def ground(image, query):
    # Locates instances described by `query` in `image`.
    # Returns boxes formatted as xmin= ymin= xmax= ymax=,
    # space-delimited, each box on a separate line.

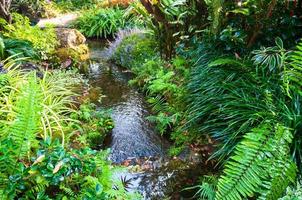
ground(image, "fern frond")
xmin=184 ymin=175 xmax=217 ymax=200
xmin=8 ymin=73 xmax=42 ymax=158
xmin=0 ymin=72 xmax=42 ymax=197
xmin=60 ymin=185 xmax=76 ymax=197
xmin=216 ymin=123 xmax=296 ymax=200
xmin=26 ymin=180 xmax=49 ymax=198
xmin=285 ymin=40 xmax=302 ymax=96
xmin=147 ymin=95 xmax=170 ymax=113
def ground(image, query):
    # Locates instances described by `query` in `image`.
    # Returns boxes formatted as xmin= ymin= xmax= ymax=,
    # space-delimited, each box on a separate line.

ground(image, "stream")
xmin=86 ymin=40 xmax=209 ymax=199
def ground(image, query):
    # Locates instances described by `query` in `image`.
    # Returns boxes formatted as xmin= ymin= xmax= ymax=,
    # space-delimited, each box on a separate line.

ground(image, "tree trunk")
xmin=247 ymin=0 xmax=277 ymax=48
xmin=0 ymin=0 xmax=12 ymax=23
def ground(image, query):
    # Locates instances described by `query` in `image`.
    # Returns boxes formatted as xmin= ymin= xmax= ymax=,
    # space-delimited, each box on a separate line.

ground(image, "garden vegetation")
xmin=0 ymin=0 xmax=302 ymax=199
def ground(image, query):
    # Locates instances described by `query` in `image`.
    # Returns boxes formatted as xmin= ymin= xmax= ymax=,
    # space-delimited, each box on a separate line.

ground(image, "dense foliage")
xmin=74 ymin=7 xmax=140 ymax=38
xmin=1 ymin=0 xmax=302 ymax=199
xmin=0 ymin=60 xmax=137 ymax=199
xmin=1 ymin=13 xmax=58 ymax=59
xmin=109 ymin=0 xmax=302 ymax=199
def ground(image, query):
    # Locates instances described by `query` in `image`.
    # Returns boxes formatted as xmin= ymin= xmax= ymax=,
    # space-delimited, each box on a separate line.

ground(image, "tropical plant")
xmin=184 ymin=38 xmax=302 ymax=199
xmin=38 ymin=70 xmax=82 ymax=143
xmin=0 ymin=62 xmax=84 ymax=144
xmin=69 ymin=103 xmax=114 ymax=149
xmin=11 ymin=0 xmax=45 ymax=22
xmin=185 ymin=175 xmax=218 ymax=200
xmin=100 ymin=0 xmax=134 ymax=7
xmin=184 ymin=40 xmax=285 ymax=161
xmin=106 ymin=28 xmax=145 ymax=58
xmin=1 ymin=138 xmax=137 ymax=199
xmin=73 ymin=7 xmax=139 ymax=38
xmin=216 ymin=123 xmax=296 ymax=200
xmin=0 ymin=72 xmax=42 ymax=199
xmin=53 ymin=0 xmax=102 ymax=11
xmin=0 ymin=59 xmax=138 ymax=199
xmin=134 ymin=0 xmax=197 ymax=59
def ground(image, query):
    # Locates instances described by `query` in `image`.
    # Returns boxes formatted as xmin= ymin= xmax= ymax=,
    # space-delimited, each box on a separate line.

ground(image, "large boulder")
xmin=55 ymin=28 xmax=89 ymax=62
xmin=55 ymin=28 xmax=86 ymax=48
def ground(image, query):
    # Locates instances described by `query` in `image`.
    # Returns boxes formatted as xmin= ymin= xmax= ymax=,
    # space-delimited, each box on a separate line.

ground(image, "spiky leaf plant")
xmin=38 ymin=70 xmax=80 ymax=143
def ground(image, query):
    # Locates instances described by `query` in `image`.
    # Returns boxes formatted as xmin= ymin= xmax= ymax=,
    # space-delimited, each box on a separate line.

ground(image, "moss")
xmin=56 ymin=44 xmax=89 ymax=62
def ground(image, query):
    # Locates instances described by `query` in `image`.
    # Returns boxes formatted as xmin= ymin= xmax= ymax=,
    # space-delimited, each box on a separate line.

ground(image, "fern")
xmin=0 ymin=72 xmax=42 ymax=198
xmin=285 ymin=40 xmax=302 ymax=96
xmin=216 ymin=123 xmax=296 ymax=200
xmin=184 ymin=175 xmax=218 ymax=200
xmin=26 ymin=180 xmax=50 ymax=198
xmin=147 ymin=95 xmax=181 ymax=135
xmin=8 ymin=73 xmax=42 ymax=157
xmin=60 ymin=185 xmax=76 ymax=198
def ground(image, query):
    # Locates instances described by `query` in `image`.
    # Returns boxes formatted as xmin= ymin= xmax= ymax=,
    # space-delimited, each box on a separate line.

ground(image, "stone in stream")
xmin=55 ymin=28 xmax=89 ymax=62
xmin=55 ymin=28 xmax=86 ymax=48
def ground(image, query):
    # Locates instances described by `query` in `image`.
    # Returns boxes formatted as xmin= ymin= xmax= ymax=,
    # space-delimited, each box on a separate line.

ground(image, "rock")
xmin=55 ymin=28 xmax=86 ymax=48
xmin=55 ymin=28 xmax=89 ymax=62
xmin=56 ymin=44 xmax=89 ymax=62
xmin=0 ymin=63 xmax=7 ymax=74
xmin=20 ymin=62 xmax=44 ymax=78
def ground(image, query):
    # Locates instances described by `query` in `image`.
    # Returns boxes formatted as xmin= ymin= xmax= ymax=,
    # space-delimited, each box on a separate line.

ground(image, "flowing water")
xmin=86 ymin=40 xmax=210 ymax=199
xmin=88 ymin=40 xmax=169 ymax=163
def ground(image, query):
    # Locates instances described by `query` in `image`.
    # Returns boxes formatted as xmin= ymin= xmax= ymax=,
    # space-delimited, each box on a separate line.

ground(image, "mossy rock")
xmin=56 ymin=44 xmax=89 ymax=62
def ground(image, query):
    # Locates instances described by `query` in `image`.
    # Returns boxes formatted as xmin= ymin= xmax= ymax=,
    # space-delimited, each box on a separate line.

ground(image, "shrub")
xmin=0 ymin=36 xmax=38 ymax=60
xmin=100 ymin=0 xmax=134 ymax=7
xmin=112 ymin=32 xmax=158 ymax=69
xmin=11 ymin=0 xmax=46 ymax=22
xmin=73 ymin=7 xmax=139 ymax=38
xmin=106 ymin=28 xmax=144 ymax=58
xmin=1 ymin=139 xmax=134 ymax=199
xmin=2 ymin=13 xmax=58 ymax=60
xmin=53 ymin=0 xmax=102 ymax=11
xmin=0 ymin=64 xmax=84 ymax=143
xmin=69 ymin=103 xmax=114 ymax=149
